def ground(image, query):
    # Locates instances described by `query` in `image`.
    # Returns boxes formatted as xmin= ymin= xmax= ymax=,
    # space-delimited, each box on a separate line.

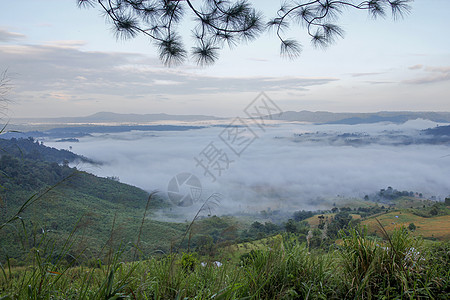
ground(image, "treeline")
xmin=0 ymin=137 xmax=95 ymax=164
xmin=0 ymin=154 xmax=74 ymax=191
xmin=191 ymin=209 xmax=367 ymax=255
xmin=368 ymin=186 xmax=423 ymax=202
xmin=410 ymin=202 xmax=449 ymax=218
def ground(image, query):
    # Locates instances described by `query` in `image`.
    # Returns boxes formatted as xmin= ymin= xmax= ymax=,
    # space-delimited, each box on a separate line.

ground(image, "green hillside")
xmin=0 ymin=139 xmax=260 ymax=264
xmin=0 ymin=139 xmax=448 ymax=298
xmin=0 ymin=148 xmax=184 ymax=263
xmin=0 ymin=137 xmax=95 ymax=164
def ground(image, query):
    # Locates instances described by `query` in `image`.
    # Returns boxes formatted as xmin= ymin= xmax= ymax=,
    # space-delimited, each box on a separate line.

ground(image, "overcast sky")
xmin=1 ymin=0 xmax=449 ymax=118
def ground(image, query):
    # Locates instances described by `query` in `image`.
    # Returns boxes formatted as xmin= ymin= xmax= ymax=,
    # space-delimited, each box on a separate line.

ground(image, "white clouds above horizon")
xmin=0 ymin=28 xmax=25 ymax=42
xmin=404 ymin=64 xmax=450 ymax=84
xmin=0 ymin=38 xmax=340 ymax=117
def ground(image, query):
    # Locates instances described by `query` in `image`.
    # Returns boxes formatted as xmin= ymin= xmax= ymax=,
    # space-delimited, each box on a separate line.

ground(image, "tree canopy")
xmin=78 ymin=0 xmax=412 ymax=65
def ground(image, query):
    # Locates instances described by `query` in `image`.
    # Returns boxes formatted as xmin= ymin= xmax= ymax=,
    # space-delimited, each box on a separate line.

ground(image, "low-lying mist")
xmin=45 ymin=119 xmax=450 ymax=219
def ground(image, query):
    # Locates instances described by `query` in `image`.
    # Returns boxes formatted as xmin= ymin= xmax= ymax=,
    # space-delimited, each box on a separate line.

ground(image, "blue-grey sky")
xmin=0 ymin=0 xmax=449 ymax=117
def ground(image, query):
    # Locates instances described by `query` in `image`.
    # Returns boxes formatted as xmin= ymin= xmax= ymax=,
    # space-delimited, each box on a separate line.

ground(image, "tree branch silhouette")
xmin=77 ymin=0 xmax=412 ymax=65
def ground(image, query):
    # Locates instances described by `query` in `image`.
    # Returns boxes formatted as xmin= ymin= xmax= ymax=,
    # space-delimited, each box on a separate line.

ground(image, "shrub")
xmin=180 ymin=252 xmax=198 ymax=272
xmin=338 ymin=224 xmax=446 ymax=299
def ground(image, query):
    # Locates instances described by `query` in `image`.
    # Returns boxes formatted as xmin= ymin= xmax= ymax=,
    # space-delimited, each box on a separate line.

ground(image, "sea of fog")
xmin=45 ymin=119 xmax=450 ymax=216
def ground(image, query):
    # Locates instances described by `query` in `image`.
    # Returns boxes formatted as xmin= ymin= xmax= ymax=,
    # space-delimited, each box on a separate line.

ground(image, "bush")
xmin=408 ymin=222 xmax=416 ymax=231
xmin=338 ymin=225 xmax=446 ymax=299
xmin=180 ymin=252 xmax=198 ymax=272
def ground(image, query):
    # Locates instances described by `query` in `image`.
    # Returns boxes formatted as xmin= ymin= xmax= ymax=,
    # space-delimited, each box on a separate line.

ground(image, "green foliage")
xmin=180 ymin=252 xmax=198 ymax=272
xmin=181 ymin=215 xmax=241 ymax=253
xmin=238 ymin=237 xmax=334 ymax=299
xmin=194 ymin=235 xmax=215 ymax=256
xmin=357 ymin=204 xmax=386 ymax=217
xmin=0 ymin=154 xmax=74 ymax=191
xmin=284 ymin=219 xmax=297 ymax=233
xmin=339 ymin=225 xmax=447 ymax=299
xmin=410 ymin=202 xmax=449 ymax=218
xmin=326 ymin=211 xmax=354 ymax=239
xmin=239 ymin=249 xmax=261 ymax=267
xmin=293 ymin=210 xmax=314 ymax=222
xmin=283 ymin=219 xmax=310 ymax=238
xmin=0 ymin=137 xmax=93 ymax=164
xmin=0 ymin=137 xmax=447 ymax=298
xmin=0 ymin=154 xmax=180 ymax=263
xmin=240 ymin=221 xmax=282 ymax=242
xmin=376 ymin=186 xmax=416 ymax=201
xmin=0 ymin=223 xmax=448 ymax=299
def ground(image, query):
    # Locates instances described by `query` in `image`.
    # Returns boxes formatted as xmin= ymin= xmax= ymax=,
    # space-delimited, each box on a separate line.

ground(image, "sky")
xmin=0 ymin=0 xmax=449 ymax=118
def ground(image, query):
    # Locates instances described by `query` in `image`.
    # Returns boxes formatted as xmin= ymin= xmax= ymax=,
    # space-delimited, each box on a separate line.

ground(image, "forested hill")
xmin=0 ymin=151 xmax=169 ymax=213
xmin=0 ymin=155 xmax=155 ymax=204
xmin=0 ymin=138 xmax=160 ymax=207
xmin=0 ymin=142 xmax=177 ymax=261
xmin=0 ymin=137 xmax=95 ymax=164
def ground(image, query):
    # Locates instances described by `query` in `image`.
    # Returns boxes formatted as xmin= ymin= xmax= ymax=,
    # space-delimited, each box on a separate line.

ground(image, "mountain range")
xmin=11 ymin=111 xmax=450 ymax=126
xmin=268 ymin=111 xmax=450 ymax=124
xmin=11 ymin=112 xmax=222 ymax=124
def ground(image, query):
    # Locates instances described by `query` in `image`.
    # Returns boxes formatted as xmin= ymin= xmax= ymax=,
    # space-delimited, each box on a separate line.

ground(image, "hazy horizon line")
xmin=8 ymin=109 xmax=450 ymax=120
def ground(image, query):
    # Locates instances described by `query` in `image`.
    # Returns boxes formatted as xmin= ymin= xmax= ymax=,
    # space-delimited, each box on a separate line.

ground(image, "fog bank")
xmin=45 ymin=119 xmax=450 ymax=217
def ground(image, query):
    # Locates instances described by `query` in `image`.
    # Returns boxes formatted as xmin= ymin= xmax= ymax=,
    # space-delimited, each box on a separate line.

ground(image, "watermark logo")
xmin=167 ymin=92 xmax=283 ymax=206
xmin=167 ymin=172 xmax=202 ymax=206
xmin=219 ymin=117 xmax=258 ymax=157
xmin=194 ymin=141 xmax=234 ymax=182
xmin=244 ymin=92 xmax=283 ymax=130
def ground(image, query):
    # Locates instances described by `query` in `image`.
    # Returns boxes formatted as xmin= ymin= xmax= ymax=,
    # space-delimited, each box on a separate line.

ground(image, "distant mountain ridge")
xmin=270 ymin=111 xmax=450 ymax=124
xmin=1 ymin=124 xmax=206 ymax=140
xmin=11 ymin=111 xmax=450 ymax=125
xmin=12 ymin=112 xmax=223 ymax=124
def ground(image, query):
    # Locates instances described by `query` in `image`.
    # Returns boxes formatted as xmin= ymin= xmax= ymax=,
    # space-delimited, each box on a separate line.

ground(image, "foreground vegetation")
xmin=0 ymin=226 xmax=448 ymax=299
xmin=0 ymin=138 xmax=189 ymax=263
xmin=0 ymin=137 xmax=448 ymax=298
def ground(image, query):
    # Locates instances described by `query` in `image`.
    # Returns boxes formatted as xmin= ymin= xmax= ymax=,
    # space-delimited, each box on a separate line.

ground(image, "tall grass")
xmin=1 ymin=198 xmax=448 ymax=299
xmin=338 ymin=222 xmax=448 ymax=299
xmin=239 ymin=236 xmax=335 ymax=299
xmin=1 ymin=229 xmax=449 ymax=299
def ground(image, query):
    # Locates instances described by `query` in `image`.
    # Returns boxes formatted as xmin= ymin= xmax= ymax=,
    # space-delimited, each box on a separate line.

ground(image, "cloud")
xmin=0 ymin=43 xmax=337 ymax=103
xmin=0 ymin=28 xmax=25 ymax=42
xmin=408 ymin=64 xmax=423 ymax=70
xmin=404 ymin=74 xmax=450 ymax=84
xmin=43 ymin=40 xmax=88 ymax=48
xmin=152 ymin=80 xmax=183 ymax=86
xmin=45 ymin=120 xmax=450 ymax=219
xmin=404 ymin=65 xmax=450 ymax=84
xmin=246 ymin=57 xmax=269 ymax=62
xmin=425 ymin=66 xmax=450 ymax=73
xmin=364 ymin=81 xmax=394 ymax=85
xmin=350 ymin=72 xmax=384 ymax=77
xmin=45 ymin=92 xmax=72 ymax=101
